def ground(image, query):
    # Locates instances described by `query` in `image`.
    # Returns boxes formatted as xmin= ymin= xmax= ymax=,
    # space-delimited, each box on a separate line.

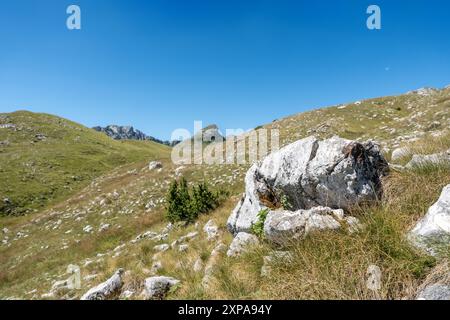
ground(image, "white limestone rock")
xmin=143 ymin=276 xmax=180 ymax=300
xmin=203 ymin=219 xmax=219 ymax=241
xmin=227 ymin=136 xmax=388 ymax=235
xmin=409 ymin=184 xmax=450 ymax=255
xmin=406 ymin=149 xmax=450 ymax=169
xmin=226 ymin=232 xmax=259 ymax=257
xmin=417 ymin=284 xmax=450 ymax=300
xmin=80 ymin=269 xmax=124 ymax=300
xmin=263 ymin=206 xmax=348 ymax=245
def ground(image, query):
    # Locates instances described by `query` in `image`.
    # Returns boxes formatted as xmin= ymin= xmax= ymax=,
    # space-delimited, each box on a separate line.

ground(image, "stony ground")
xmin=0 ymin=86 xmax=449 ymax=299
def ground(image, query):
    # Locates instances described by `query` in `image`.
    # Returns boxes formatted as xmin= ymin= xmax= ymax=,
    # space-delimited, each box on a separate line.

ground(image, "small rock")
xmin=148 ymin=161 xmax=163 ymax=171
xmin=178 ymin=244 xmax=189 ymax=252
xmin=203 ymin=219 xmax=219 ymax=241
xmin=226 ymin=232 xmax=259 ymax=257
xmin=83 ymin=225 xmax=94 ymax=233
xmin=193 ymin=258 xmax=203 ymax=272
xmin=391 ymin=147 xmax=410 ymax=162
xmin=178 ymin=231 xmax=198 ymax=243
xmin=153 ymin=244 xmax=170 ymax=252
xmin=98 ymin=223 xmax=110 ymax=232
xmin=144 ymin=276 xmax=180 ymax=300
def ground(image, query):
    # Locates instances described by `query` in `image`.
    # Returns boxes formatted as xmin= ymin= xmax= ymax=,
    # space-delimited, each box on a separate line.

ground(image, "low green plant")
xmin=165 ymin=178 xmax=226 ymax=223
xmin=251 ymin=208 xmax=269 ymax=238
xmin=280 ymin=194 xmax=292 ymax=210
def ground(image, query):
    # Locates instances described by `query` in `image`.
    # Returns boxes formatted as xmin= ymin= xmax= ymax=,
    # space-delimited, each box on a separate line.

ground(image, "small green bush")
xmin=165 ymin=178 xmax=227 ymax=223
xmin=251 ymin=208 xmax=269 ymax=238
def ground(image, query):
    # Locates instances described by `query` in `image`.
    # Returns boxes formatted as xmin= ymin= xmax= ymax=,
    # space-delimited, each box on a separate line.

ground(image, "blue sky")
xmin=1 ymin=0 xmax=449 ymax=140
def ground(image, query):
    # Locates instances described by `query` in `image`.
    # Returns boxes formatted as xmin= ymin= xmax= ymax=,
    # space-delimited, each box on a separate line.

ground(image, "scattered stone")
xmin=131 ymin=231 xmax=158 ymax=243
xmin=83 ymin=225 xmax=94 ymax=233
xmin=203 ymin=219 xmax=219 ymax=241
xmin=409 ymin=184 xmax=450 ymax=255
xmin=148 ymin=161 xmax=163 ymax=171
xmin=143 ymin=276 xmax=180 ymax=300
xmin=153 ymin=244 xmax=170 ymax=252
xmin=178 ymin=231 xmax=198 ymax=243
xmin=161 ymin=223 xmax=173 ymax=234
xmin=178 ymin=244 xmax=189 ymax=252
xmin=193 ymin=258 xmax=203 ymax=272
xmin=34 ymin=133 xmax=47 ymax=141
xmin=98 ymin=223 xmax=110 ymax=232
xmin=226 ymin=232 xmax=259 ymax=257
xmin=391 ymin=147 xmax=410 ymax=162
xmin=81 ymin=269 xmax=124 ymax=300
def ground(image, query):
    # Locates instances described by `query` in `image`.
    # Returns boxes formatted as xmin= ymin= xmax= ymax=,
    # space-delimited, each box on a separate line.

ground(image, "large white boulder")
xmin=409 ymin=184 xmax=450 ymax=255
xmin=227 ymin=136 xmax=388 ymax=235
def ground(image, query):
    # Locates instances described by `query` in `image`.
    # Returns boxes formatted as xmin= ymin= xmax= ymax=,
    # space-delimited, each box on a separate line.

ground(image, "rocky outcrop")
xmin=226 ymin=232 xmax=259 ymax=257
xmin=409 ymin=184 xmax=450 ymax=256
xmin=93 ymin=125 xmax=177 ymax=146
xmin=93 ymin=125 xmax=148 ymax=140
xmin=227 ymin=136 xmax=388 ymax=235
xmin=143 ymin=276 xmax=180 ymax=300
xmin=80 ymin=269 xmax=124 ymax=300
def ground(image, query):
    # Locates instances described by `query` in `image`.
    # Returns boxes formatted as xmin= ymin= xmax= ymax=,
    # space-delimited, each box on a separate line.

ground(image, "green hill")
xmin=0 ymin=111 xmax=171 ymax=216
xmin=0 ymin=86 xmax=449 ymax=300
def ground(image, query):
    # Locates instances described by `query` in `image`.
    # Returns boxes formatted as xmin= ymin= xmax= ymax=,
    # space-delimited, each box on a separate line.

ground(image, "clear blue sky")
xmin=1 ymin=0 xmax=449 ymax=139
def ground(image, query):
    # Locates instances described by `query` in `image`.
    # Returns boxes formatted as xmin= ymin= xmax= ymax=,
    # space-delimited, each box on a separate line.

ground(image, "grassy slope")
xmin=0 ymin=87 xmax=449 ymax=299
xmin=0 ymin=111 xmax=171 ymax=216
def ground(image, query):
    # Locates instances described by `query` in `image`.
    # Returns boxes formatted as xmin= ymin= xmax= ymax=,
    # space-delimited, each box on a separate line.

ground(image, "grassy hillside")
xmin=0 ymin=111 xmax=171 ymax=216
xmin=0 ymin=86 xmax=449 ymax=299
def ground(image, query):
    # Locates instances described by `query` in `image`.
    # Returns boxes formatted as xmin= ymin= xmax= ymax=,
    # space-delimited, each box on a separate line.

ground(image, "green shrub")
xmin=165 ymin=178 xmax=226 ymax=223
xmin=251 ymin=209 xmax=269 ymax=238
xmin=165 ymin=178 xmax=193 ymax=222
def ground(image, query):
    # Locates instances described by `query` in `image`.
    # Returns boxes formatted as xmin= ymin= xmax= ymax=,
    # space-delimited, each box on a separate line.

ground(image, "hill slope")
xmin=0 ymin=111 xmax=171 ymax=216
xmin=0 ymin=86 xmax=449 ymax=300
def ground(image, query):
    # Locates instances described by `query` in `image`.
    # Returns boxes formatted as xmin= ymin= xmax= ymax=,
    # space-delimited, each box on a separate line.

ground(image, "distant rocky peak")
xmin=93 ymin=125 xmax=178 ymax=146
xmin=92 ymin=125 xmax=147 ymax=140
